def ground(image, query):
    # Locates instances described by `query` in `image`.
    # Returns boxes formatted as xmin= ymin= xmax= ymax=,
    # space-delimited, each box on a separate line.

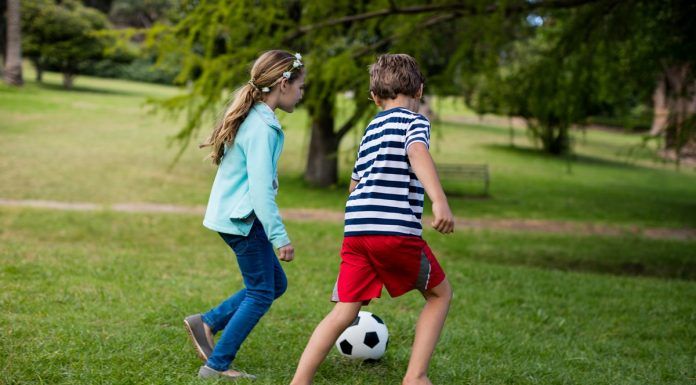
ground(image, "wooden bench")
xmin=437 ymin=163 xmax=490 ymax=196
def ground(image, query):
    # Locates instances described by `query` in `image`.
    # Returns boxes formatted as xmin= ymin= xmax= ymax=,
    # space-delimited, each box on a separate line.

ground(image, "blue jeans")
xmin=201 ymin=219 xmax=288 ymax=371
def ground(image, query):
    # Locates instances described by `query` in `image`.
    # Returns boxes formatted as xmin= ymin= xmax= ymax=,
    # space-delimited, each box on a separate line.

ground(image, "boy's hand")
xmin=278 ymin=244 xmax=295 ymax=262
xmin=431 ymin=200 xmax=455 ymax=234
xmin=407 ymin=142 xmax=455 ymax=235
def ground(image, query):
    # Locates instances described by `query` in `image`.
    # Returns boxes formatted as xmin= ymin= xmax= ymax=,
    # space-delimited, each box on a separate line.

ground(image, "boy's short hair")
xmin=369 ymin=54 xmax=424 ymax=100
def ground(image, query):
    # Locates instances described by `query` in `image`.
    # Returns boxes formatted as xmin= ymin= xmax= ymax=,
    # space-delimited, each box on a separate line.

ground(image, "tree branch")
xmin=336 ymin=99 xmax=370 ymax=139
xmin=351 ymin=12 xmax=461 ymax=58
xmin=284 ymin=0 xmax=603 ymax=42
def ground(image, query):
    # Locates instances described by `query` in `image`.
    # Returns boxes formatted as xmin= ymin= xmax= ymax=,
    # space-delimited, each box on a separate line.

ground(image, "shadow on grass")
xmin=482 ymin=257 xmax=696 ymax=281
xmin=457 ymin=244 xmax=696 ymax=281
xmin=37 ymin=81 xmax=143 ymax=97
xmin=484 ymin=144 xmax=643 ymax=170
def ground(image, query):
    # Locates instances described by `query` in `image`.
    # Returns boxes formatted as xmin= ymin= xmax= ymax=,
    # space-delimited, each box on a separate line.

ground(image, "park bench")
xmin=437 ymin=163 xmax=490 ymax=196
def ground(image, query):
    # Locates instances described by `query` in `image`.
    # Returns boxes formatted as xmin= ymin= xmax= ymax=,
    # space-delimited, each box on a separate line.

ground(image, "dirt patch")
xmin=1 ymin=199 xmax=693 ymax=241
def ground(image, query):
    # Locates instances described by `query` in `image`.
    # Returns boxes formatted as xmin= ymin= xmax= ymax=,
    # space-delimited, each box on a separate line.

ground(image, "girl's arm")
xmin=246 ymin=127 xmax=291 ymax=249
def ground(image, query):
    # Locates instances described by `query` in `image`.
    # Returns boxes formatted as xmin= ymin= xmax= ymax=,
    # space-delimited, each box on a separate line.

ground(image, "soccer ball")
xmin=335 ymin=311 xmax=389 ymax=361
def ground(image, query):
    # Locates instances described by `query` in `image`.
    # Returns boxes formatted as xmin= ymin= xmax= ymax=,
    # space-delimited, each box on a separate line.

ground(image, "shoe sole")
xmin=199 ymin=365 xmax=257 ymax=381
xmin=184 ymin=318 xmax=209 ymax=362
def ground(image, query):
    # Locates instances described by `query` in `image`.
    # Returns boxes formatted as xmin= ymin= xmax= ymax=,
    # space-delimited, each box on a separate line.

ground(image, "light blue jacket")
xmin=203 ymin=103 xmax=290 ymax=249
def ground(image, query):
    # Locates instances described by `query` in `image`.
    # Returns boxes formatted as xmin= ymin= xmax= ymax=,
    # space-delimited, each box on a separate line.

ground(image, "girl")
xmin=184 ymin=50 xmax=305 ymax=380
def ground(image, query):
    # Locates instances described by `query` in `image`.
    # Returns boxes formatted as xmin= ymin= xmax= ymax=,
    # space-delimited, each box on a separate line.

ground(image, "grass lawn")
xmin=1 ymin=71 xmax=695 ymax=228
xmin=1 ymin=70 xmax=695 ymax=384
xmin=1 ymin=208 xmax=694 ymax=385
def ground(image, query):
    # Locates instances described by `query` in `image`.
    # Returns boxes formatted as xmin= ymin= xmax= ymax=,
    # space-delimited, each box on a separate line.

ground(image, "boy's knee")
xmin=425 ymin=279 xmax=452 ymax=302
xmin=328 ymin=303 xmax=361 ymax=328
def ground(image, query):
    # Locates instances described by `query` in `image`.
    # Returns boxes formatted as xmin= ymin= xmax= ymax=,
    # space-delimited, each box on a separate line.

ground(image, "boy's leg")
xmin=290 ymin=302 xmax=362 ymax=385
xmin=403 ymin=278 xmax=452 ymax=385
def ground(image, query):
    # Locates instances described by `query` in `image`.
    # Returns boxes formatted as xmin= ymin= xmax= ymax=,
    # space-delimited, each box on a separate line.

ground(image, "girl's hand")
xmin=278 ymin=244 xmax=295 ymax=262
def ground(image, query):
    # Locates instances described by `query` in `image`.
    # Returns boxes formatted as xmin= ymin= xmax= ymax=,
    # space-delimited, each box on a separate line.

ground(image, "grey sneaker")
xmin=198 ymin=365 xmax=257 ymax=381
xmin=184 ymin=314 xmax=215 ymax=362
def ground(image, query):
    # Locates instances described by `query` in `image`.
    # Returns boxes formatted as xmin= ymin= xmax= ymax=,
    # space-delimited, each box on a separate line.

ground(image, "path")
xmin=1 ymin=198 xmax=694 ymax=241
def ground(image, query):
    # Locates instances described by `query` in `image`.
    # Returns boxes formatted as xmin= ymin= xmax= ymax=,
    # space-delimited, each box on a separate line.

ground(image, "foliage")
xmin=22 ymin=0 xmax=110 ymax=87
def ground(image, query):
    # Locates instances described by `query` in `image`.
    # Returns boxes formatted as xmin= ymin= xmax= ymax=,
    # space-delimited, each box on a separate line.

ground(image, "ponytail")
xmin=201 ymin=83 xmax=261 ymax=165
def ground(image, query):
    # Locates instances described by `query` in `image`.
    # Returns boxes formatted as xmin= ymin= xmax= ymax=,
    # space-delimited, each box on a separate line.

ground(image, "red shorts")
xmin=331 ymin=235 xmax=446 ymax=304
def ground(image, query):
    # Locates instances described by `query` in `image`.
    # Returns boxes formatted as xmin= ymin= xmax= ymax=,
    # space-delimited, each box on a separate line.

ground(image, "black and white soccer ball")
xmin=335 ymin=311 xmax=389 ymax=361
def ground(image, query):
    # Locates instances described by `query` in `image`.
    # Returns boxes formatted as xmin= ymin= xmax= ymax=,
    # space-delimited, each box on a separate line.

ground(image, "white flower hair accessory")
xmin=293 ymin=52 xmax=303 ymax=69
xmin=280 ymin=53 xmax=303 ymax=81
xmin=261 ymin=86 xmax=270 ymax=93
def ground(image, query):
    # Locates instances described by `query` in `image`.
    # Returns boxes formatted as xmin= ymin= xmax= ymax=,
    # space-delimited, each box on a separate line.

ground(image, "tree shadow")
xmin=484 ymin=143 xmax=643 ymax=170
xmin=37 ymin=82 xmax=142 ymax=97
xmin=479 ymin=257 xmax=696 ymax=281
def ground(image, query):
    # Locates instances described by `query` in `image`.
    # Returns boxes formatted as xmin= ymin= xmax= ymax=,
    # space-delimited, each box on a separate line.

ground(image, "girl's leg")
xmin=202 ymin=288 xmax=247 ymax=334
xmin=272 ymin=253 xmax=288 ymax=299
xmin=290 ymin=302 xmax=362 ymax=385
xmin=205 ymin=221 xmax=279 ymax=372
xmin=202 ymin=236 xmax=287 ymax=334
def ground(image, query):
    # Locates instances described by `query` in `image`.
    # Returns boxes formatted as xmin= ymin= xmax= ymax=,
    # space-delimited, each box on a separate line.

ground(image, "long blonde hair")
xmin=201 ymin=50 xmax=304 ymax=165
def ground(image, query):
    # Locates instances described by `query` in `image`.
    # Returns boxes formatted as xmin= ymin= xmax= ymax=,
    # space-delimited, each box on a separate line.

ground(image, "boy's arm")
xmin=349 ymin=178 xmax=359 ymax=193
xmin=407 ymin=142 xmax=455 ymax=234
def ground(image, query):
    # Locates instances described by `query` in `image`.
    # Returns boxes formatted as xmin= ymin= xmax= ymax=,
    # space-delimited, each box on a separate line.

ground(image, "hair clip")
xmin=293 ymin=52 xmax=304 ymax=69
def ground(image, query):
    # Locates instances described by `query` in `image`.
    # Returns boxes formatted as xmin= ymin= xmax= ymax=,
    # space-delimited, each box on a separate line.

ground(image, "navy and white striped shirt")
xmin=345 ymin=107 xmax=430 ymax=237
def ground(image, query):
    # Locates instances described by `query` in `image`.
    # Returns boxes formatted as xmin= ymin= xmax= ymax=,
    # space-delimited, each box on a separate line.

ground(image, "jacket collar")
xmin=252 ymin=102 xmax=282 ymax=131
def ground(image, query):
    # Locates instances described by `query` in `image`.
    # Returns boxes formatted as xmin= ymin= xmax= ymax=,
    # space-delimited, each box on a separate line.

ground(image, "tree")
xmin=153 ymin=0 xmax=601 ymax=186
xmin=109 ymin=0 xmax=176 ymax=28
xmin=22 ymin=0 xmax=110 ymax=88
xmin=3 ymin=0 xmax=23 ymax=86
xmin=471 ymin=0 xmax=696 ymax=156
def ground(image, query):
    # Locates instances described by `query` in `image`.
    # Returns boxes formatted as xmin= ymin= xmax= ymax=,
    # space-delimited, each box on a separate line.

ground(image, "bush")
xmin=82 ymin=55 xmax=178 ymax=84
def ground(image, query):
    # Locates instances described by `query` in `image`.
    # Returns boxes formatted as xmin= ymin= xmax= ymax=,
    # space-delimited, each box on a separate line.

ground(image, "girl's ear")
xmin=279 ymin=77 xmax=289 ymax=94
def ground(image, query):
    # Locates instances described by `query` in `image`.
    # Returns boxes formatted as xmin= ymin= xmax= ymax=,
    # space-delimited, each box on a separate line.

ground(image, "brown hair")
xmin=201 ymin=50 xmax=304 ymax=165
xmin=369 ymin=54 xmax=424 ymax=100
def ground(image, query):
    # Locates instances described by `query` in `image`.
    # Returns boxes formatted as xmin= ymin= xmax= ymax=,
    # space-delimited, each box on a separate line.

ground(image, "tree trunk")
xmin=304 ymin=97 xmax=339 ymax=187
xmin=31 ymin=60 xmax=44 ymax=82
xmin=541 ymin=125 xmax=570 ymax=155
xmin=63 ymin=72 xmax=75 ymax=89
xmin=652 ymin=64 xmax=696 ymax=151
xmin=650 ymin=76 xmax=668 ymax=136
xmin=3 ymin=0 xmax=23 ymax=86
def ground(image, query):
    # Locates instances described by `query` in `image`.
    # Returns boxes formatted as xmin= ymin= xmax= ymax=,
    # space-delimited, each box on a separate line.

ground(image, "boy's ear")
xmin=416 ymin=83 xmax=424 ymax=100
xmin=370 ymin=91 xmax=382 ymax=108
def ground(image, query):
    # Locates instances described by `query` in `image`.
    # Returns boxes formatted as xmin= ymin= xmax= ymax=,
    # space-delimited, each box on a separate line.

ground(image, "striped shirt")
xmin=344 ymin=107 xmax=430 ymax=237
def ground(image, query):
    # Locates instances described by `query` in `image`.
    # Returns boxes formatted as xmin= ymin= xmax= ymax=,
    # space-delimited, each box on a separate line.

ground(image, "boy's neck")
xmin=380 ymin=94 xmax=420 ymax=113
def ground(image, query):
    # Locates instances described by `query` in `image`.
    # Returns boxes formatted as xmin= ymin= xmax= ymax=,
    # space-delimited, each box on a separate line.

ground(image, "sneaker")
xmin=184 ymin=314 xmax=215 ymax=362
xmin=198 ymin=365 xmax=257 ymax=380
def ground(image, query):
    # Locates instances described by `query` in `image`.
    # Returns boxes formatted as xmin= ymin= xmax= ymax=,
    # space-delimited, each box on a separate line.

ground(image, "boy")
xmin=290 ymin=54 xmax=454 ymax=385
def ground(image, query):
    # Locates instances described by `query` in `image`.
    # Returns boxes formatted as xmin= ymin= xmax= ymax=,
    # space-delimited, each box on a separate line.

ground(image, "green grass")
xmin=1 ymin=70 xmax=695 ymax=384
xmin=1 ymin=207 xmax=694 ymax=385
xmin=1 ymin=72 xmax=695 ymax=228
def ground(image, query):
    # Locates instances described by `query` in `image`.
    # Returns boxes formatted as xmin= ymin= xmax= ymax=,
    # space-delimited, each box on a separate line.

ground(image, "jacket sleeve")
xmin=245 ymin=126 xmax=291 ymax=249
